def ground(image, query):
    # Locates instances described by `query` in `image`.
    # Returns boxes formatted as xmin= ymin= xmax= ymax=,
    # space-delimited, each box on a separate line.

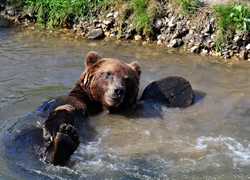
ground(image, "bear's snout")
xmin=105 ymin=84 xmax=126 ymax=108
xmin=114 ymin=86 xmax=124 ymax=99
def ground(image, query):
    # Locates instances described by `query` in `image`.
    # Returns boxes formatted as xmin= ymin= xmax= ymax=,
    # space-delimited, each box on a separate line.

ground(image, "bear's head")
xmin=77 ymin=51 xmax=141 ymax=113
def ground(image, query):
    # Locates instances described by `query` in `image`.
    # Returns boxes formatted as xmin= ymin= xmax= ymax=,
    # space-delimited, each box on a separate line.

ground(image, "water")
xmin=0 ymin=25 xmax=250 ymax=179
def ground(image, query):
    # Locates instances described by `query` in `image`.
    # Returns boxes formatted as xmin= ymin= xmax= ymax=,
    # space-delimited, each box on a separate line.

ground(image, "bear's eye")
xmin=124 ymin=76 xmax=131 ymax=84
xmin=106 ymin=71 xmax=113 ymax=79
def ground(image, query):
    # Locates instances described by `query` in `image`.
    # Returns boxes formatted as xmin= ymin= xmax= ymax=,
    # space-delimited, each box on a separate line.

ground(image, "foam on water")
xmin=196 ymin=135 xmax=250 ymax=166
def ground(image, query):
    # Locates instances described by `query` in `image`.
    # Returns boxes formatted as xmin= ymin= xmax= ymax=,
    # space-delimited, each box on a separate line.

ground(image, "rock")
xmin=104 ymin=31 xmax=110 ymax=37
xmin=171 ymin=31 xmax=180 ymax=40
xmin=224 ymin=52 xmax=231 ymax=59
xmin=177 ymin=14 xmax=184 ymax=20
xmin=87 ymin=28 xmax=104 ymax=39
xmin=176 ymin=21 xmax=182 ymax=31
xmin=134 ymin=35 xmax=142 ymax=41
xmin=231 ymin=45 xmax=238 ymax=50
xmin=233 ymin=35 xmax=241 ymax=43
xmin=201 ymin=49 xmax=208 ymax=55
xmin=247 ymin=53 xmax=250 ymax=59
xmin=93 ymin=19 xmax=100 ymax=23
xmin=209 ymin=42 xmax=216 ymax=49
xmin=7 ymin=10 xmax=15 ymax=16
xmin=185 ymin=33 xmax=194 ymax=44
xmin=110 ymin=33 xmax=116 ymax=38
xmin=142 ymin=41 xmax=147 ymax=46
xmin=103 ymin=19 xmax=111 ymax=25
xmin=106 ymin=13 xmax=113 ymax=18
xmin=114 ymin=11 xmax=119 ymax=18
xmin=157 ymin=34 xmax=164 ymax=41
xmin=203 ymin=33 xmax=210 ymax=37
xmin=169 ymin=38 xmax=183 ymax=47
xmin=246 ymin=44 xmax=250 ymax=50
xmin=210 ymin=17 xmax=216 ymax=23
xmin=168 ymin=17 xmax=176 ymax=28
xmin=190 ymin=45 xmax=199 ymax=53
xmin=155 ymin=19 xmax=162 ymax=30
xmin=202 ymin=24 xmax=211 ymax=34
xmin=239 ymin=50 xmax=248 ymax=60
xmin=229 ymin=50 xmax=235 ymax=57
xmin=157 ymin=40 xmax=163 ymax=45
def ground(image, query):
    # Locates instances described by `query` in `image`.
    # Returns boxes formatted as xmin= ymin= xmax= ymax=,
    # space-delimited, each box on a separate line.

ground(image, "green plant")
xmin=214 ymin=4 xmax=234 ymax=31
xmin=230 ymin=4 xmax=250 ymax=31
xmin=132 ymin=0 xmax=152 ymax=35
xmin=181 ymin=0 xmax=203 ymax=14
xmin=214 ymin=30 xmax=224 ymax=52
xmin=120 ymin=0 xmax=159 ymax=36
xmin=214 ymin=3 xmax=250 ymax=31
xmin=170 ymin=0 xmax=203 ymax=15
xmin=214 ymin=3 xmax=250 ymax=51
xmin=24 ymin=0 xmax=112 ymax=28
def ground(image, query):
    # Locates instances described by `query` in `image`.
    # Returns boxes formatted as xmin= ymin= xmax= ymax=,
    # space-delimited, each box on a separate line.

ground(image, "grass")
xmin=213 ymin=3 xmax=250 ymax=51
xmin=130 ymin=0 xmax=153 ymax=35
xmin=24 ymin=0 xmax=113 ymax=28
xmin=119 ymin=0 xmax=158 ymax=36
xmin=169 ymin=0 xmax=204 ymax=15
xmin=22 ymin=0 xmax=207 ymax=32
xmin=23 ymin=0 xmax=160 ymax=35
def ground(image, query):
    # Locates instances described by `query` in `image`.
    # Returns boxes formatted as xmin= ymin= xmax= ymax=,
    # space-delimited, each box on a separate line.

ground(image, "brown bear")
xmin=42 ymin=51 xmax=141 ymax=165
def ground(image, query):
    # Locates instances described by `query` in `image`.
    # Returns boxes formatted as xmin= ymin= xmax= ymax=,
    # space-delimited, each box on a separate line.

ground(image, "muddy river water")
xmin=0 ymin=26 xmax=250 ymax=179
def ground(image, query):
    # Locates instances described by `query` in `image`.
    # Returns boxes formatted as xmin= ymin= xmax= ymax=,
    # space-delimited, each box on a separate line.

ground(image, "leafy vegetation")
xmin=214 ymin=3 xmax=250 ymax=32
xmin=213 ymin=3 xmax=250 ymax=50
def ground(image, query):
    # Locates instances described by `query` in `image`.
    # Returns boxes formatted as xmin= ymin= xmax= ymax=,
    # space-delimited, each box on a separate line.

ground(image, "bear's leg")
xmin=46 ymin=124 xmax=79 ymax=165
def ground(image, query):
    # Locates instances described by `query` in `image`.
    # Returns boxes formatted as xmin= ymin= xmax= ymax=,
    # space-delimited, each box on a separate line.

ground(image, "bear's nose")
xmin=114 ymin=87 xmax=124 ymax=98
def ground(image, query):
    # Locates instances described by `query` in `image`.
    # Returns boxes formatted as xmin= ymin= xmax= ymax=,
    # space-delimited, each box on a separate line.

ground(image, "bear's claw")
xmin=46 ymin=124 xmax=79 ymax=165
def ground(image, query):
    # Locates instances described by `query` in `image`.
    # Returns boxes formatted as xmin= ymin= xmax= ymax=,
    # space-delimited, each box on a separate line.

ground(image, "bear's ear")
xmin=130 ymin=61 xmax=141 ymax=76
xmin=85 ymin=51 xmax=102 ymax=67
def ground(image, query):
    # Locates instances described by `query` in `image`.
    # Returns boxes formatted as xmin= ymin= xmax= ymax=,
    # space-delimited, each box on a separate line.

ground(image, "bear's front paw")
xmin=46 ymin=124 xmax=80 ymax=165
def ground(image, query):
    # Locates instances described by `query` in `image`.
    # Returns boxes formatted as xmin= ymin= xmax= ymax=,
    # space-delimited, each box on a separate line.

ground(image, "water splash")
xmin=195 ymin=135 xmax=250 ymax=166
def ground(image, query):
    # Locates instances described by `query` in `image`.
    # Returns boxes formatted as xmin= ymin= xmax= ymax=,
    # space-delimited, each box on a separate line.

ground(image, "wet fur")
xmin=42 ymin=51 xmax=141 ymax=165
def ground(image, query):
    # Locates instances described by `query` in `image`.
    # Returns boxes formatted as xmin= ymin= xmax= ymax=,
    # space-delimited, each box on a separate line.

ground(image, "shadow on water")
xmin=120 ymin=89 xmax=206 ymax=120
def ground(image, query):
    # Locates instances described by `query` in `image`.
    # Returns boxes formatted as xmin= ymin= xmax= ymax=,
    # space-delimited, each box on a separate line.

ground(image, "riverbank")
xmin=1 ymin=0 xmax=250 ymax=61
